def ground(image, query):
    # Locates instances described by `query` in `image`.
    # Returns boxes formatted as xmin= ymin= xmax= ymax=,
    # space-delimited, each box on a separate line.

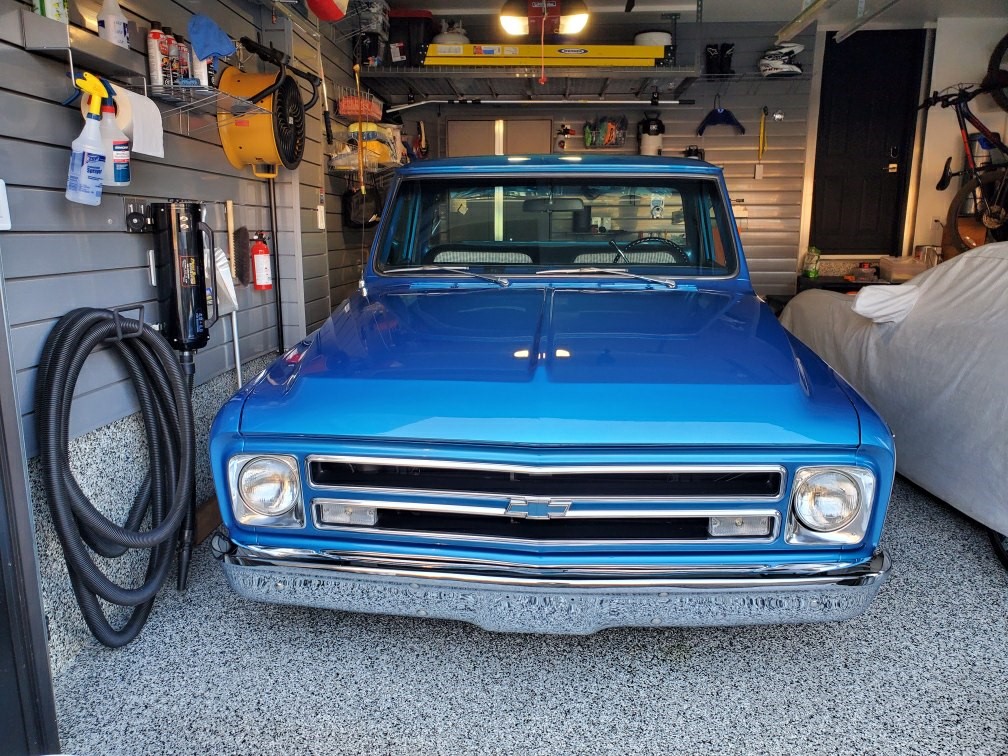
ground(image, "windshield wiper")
xmin=383 ymin=265 xmax=510 ymax=287
xmin=536 ymin=267 xmax=676 ymax=289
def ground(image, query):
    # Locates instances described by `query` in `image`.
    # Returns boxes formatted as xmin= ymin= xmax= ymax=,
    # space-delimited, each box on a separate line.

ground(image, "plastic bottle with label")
xmin=163 ymin=27 xmax=179 ymax=86
xmin=97 ymin=0 xmax=129 ymax=49
xmin=99 ymin=101 xmax=130 ymax=186
xmin=32 ymin=0 xmax=68 ymax=23
xmin=66 ymin=112 xmax=105 ymax=205
xmin=147 ymin=21 xmax=165 ymax=86
xmin=176 ymin=35 xmax=192 ymax=82
xmin=190 ymin=50 xmax=210 ymax=87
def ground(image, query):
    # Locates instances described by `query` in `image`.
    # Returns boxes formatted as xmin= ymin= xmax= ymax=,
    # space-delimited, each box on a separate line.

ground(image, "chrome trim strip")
xmin=310 ymin=501 xmax=781 ymax=545
xmin=225 ymin=547 xmax=888 ymax=590
xmin=305 ymin=457 xmax=788 ymax=501
xmin=233 ymin=543 xmax=874 ymax=578
xmin=307 ymin=483 xmax=785 ymax=506
xmin=311 ymin=496 xmax=781 ymax=520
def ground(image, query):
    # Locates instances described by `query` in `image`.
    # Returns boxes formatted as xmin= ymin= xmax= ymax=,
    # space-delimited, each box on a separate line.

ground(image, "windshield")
xmin=374 ymin=175 xmax=739 ymax=278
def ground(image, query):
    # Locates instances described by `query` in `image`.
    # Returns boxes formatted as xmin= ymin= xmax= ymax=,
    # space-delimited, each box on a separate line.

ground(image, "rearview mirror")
xmin=522 ymin=197 xmax=585 ymax=212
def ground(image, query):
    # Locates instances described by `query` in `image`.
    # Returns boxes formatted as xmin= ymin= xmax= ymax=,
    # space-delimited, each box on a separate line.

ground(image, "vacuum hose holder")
xmin=36 ymin=308 xmax=196 ymax=647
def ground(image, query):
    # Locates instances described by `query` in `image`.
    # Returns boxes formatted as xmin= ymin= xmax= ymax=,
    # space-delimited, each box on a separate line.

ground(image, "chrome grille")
xmin=305 ymin=456 xmax=786 ymax=545
xmin=307 ymin=457 xmax=784 ymax=500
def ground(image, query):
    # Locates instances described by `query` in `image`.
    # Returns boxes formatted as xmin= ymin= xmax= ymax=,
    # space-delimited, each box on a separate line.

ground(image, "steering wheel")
xmin=623 ymin=236 xmax=689 ymax=265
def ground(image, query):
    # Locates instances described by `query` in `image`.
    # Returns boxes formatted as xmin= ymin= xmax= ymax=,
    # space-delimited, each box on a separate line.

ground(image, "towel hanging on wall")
xmin=696 ymin=95 xmax=746 ymax=135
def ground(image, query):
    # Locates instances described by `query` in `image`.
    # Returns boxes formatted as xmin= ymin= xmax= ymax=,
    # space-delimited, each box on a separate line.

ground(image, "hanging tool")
xmin=755 ymin=106 xmax=768 ymax=179
xmin=225 ymin=199 xmax=236 ymax=277
xmin=315 ymin=33 xmax=334 ymax=145
xmin=697 ymin=94 xmax=746 ymax=135
xmin=758 ymin=106 xmax=768 ymax=161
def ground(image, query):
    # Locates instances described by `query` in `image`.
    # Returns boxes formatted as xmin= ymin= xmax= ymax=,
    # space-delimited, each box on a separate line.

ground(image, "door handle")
xmin=883 ymin=163 xmax=898 ymax=173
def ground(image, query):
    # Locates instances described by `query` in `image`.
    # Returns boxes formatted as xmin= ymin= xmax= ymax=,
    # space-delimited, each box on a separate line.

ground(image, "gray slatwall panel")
xmin=0 ymin=0 xmax=285 ymax=454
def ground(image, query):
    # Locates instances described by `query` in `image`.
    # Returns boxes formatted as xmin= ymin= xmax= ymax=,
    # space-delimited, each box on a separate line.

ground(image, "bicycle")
xmin=920 ymin=74 xmax=1008 ymax=254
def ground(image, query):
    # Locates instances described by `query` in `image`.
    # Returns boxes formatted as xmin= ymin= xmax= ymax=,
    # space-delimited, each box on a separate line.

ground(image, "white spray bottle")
xmin=65 ymin=73 xmax=108 ymax=205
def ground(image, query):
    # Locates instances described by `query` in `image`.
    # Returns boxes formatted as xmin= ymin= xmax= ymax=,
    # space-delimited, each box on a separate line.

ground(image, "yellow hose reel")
xmin=216 ymin=37 xmax=320 ymax=179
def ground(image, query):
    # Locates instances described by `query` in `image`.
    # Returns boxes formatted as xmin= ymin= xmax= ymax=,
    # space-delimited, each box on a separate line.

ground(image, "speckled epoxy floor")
xmin=54 ymin=477 xmax=1008 ymax=756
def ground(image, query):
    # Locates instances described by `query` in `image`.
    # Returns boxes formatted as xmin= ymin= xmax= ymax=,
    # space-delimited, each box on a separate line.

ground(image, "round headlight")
xmin=238 ymin=457 xmax=300 ymax=516
xmin=793 ymin=470 xmax=861 ymax=532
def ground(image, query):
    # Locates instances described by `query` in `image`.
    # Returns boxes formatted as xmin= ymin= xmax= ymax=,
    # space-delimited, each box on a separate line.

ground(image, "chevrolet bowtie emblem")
xmin=505 ymin=498 xmax=571 ymax=520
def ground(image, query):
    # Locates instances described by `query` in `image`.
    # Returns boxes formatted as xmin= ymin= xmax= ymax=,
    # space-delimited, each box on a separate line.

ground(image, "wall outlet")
xmin=0 ymin=179 xmax=11 ymax=231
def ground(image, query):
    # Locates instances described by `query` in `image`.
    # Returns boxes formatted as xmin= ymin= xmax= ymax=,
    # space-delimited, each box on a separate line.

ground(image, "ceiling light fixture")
xmin=500 ymin=0 xmax=590 ymax=36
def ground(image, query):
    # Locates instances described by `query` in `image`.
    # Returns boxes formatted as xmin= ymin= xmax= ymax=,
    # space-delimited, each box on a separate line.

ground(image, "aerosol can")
xmin=65 ymin=73 xmax=108 ymax=205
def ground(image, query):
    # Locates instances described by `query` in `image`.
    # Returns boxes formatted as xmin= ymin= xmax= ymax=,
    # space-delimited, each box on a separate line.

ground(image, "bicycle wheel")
xmin=945 ymin=169 xmax=1008 ymax=253
xmin=989 ymin=32 xmax=1008 ymax=113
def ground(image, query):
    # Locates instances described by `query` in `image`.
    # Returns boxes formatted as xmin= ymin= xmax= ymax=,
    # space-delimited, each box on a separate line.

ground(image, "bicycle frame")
xmin=951 ymin=97 xmax=1007 ymax=175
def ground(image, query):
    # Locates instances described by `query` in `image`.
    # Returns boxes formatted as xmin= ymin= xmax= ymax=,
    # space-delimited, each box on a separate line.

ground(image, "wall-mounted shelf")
xmin=19 ymin=8 xmax=146 ymax=83
xmin=359 ymin=65 xmax=700 ymax=109
xmin=145 ymin=85 xmax=270 ymax=121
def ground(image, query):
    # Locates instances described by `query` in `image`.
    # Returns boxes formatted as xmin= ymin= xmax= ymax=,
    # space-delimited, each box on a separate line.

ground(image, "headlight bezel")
xmin=786 ymin=465 xmax=875 ymax=546
xmin=228 ymin=454 xmax=304 ymax=528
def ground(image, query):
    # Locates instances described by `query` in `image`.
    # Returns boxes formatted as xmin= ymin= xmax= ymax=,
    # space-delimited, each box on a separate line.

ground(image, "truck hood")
xmin=240 ymin=287 xmax=860 ymax=447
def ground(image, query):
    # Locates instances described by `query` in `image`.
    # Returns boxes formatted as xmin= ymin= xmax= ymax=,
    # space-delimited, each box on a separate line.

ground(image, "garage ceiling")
xmin=386 ymin=0 xmax=1007 ymax=25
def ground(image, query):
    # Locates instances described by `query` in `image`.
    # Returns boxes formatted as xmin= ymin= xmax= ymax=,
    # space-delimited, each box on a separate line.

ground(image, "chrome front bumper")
xmin=220 ymin=545 xmax=891 ymax=634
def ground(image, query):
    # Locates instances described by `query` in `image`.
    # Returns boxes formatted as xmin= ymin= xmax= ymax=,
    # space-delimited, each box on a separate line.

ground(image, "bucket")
xmin=640 ymin=134 xmax=662 ymax=156
xmin=634 ymin=30 xmax=672 ymax=46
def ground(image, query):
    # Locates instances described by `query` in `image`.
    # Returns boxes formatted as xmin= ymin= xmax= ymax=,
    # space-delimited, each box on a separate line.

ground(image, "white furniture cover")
xmin=780 ymin=242 xmax=1008 ymax=534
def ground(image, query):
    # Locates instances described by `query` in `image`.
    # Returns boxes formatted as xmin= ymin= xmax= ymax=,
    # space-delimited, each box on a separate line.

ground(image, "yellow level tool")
xmin=423 ymin=43 xmax=674 ymax=67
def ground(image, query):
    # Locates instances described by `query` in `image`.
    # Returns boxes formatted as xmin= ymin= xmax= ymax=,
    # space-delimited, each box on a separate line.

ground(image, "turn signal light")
xmin=317 ymin=500 xmax=379 ymax=527
xmin=708 ymin=515 xmax=771 ymax=537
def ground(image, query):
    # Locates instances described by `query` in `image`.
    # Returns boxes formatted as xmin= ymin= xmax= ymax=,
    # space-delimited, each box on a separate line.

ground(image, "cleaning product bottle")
xmin=65 ymin=73 xmax=108 ymax=206
xmin=99 ymin=99 xmax=130 ymax=186
xmin=190 ymin=48 xmax=210 ymax=88
xmin=163 ymin=27 xmax=179 ymax=86
xmin=175 ymin=34 xmax=192 ymax=83
xmin=97 ymin=0 xmax=129 ymax=49
xmin=147 ymin=21 xmax=165 ymax=86
xmin=32 ymin=0 xmax=68 ymax=23
xmin=157 ymin=25 xmax=173 ymax=87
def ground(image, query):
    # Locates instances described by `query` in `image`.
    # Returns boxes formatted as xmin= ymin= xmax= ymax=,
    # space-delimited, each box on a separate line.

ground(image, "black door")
xmin=811 ymin=30 xmax=926 ymax=255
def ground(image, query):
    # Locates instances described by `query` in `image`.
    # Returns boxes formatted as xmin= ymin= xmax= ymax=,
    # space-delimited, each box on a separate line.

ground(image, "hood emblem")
xmin=506 ymin=497 xmax=571 ymax=520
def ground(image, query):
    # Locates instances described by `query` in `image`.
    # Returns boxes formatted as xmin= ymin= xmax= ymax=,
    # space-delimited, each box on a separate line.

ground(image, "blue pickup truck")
xmin=210 ymin=155 xmax=893 ymax=634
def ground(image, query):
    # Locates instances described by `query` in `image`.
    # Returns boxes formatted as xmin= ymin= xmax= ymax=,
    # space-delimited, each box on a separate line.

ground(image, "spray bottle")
xmin=99 ymin=93 xmax=130 ymax=187
xmin=65 ymin=73 xmax=108 ymax=206
xmin=97 ymin=0 xmax=129 ymax=49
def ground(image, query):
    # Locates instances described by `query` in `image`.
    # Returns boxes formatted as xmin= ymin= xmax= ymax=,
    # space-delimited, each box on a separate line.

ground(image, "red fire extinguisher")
xmin=251 ymin=234 xmax=273 ymax=291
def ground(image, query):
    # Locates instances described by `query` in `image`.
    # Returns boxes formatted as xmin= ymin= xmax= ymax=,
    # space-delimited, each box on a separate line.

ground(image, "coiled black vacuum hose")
xmin=36 ymin=308 xmax=195 ymax=647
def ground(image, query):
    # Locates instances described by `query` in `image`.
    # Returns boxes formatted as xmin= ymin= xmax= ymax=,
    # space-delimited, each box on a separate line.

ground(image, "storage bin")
xmin=388 ymin=10 xmax=433 ymax=66
xmin=880 ymin=256 xmax=928 ymax=283
xmin=353 ymin=31 xmax=386 ymax=66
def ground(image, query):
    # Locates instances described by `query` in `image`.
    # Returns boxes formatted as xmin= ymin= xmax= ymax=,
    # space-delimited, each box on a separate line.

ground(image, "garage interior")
xmin=1 ymin=0 xmax=1007 ymax=753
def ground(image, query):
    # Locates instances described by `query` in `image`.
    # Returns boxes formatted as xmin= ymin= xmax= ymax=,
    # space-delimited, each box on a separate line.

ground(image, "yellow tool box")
xmin=423 ymin=43 xmax=675 ymax=67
